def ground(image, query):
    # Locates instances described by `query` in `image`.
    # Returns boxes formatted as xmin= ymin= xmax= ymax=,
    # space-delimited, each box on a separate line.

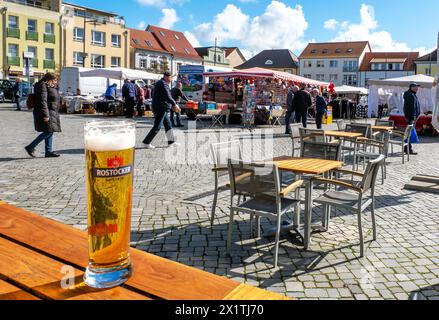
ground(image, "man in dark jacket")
xmin=293 ymin=83 xmax=312 ymax=128
xmin=285 ymin=85 xmax=299 ymax=134
xmin=170 ymin=82 xmax=189 ymax=127
xmin=13 ymin=78 xmax=23 ymax=111
xmin=312 ymin=88 xmax=327 ymax=129
xmin=122 ymin=79 xmax=137 ymax=118
xmin=25 ymin=72 xmax=61 ymax=158
xmin=403 ymin=83 xmax=421 ymax=155
xmin=143 ymin=72 xmax=180 ymax=149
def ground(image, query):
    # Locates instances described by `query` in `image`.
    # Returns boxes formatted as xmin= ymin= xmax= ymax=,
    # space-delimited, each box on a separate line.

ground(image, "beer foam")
xmin=85 ymin=122 xmax=136 ymax=152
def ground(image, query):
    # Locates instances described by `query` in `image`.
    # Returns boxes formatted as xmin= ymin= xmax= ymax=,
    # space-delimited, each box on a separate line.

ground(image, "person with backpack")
xmin=25 ymin=72 xmax=61 ymax=158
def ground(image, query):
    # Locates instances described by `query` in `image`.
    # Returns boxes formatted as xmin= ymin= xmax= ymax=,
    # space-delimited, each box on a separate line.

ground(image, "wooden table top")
xmin=324 ymin=131 xmax=364 ymax=139
xmin=273 ymin=157 xmax=343 ymax=175
xmin=0 ymin=201 xmax=289 ymax=301
xmin=371 ymin=125 xmax=394 ymax=132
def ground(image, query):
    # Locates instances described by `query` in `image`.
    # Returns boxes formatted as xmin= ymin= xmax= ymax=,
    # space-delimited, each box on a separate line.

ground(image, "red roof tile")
xmin=359 ymin=52 xmax=419 ymax=71
xmin=147 ymin=25 xmax=202 ymax=61
xmin=299 ymin=41 xmax=371 ymax=59
xmin=129 ymin=28 xmax=168 ymax=54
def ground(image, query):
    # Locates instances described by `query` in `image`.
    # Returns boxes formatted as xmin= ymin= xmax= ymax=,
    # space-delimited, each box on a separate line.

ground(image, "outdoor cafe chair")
xmin=299 ymin=128 xmax=327 ymax=144
xmin=373 ymin=119 xmax=395 ymax=140
xmin=388 ymin=124 xmax=414 ymax=164
xmin=301 ymin=140 xmax=342 ymax=162
xmin=289 ymin=123 xmax=303 ymax=157
xmin=313 ymin=155 xmax=385 ymax=257
xmin=342 ymin=124 xmax=371 ymax=161
xmin=335 ymin=119 xmax=346 ymax=131
xmin=226 ymin=159 xmax=303 ymax=269
xmin=210 ymin=141 xmax=243 ymax=226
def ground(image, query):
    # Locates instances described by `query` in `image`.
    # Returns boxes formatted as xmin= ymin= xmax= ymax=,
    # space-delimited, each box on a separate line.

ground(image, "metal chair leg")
xmin=256 ymin=216 xmax=261 ymax=238
xmin=357 ymin=210 xmax=364 ymax=257
xmin=273 ymin=215 xmax=282 ymax=269
xmin=211 ymin=175 xmax=219 ymax=226
xmin=227 ymin=207 xmax=235 ymax=256
xmin=371 ymin=199 xmax=377 ymax=241
xmin=250 ymin=213 xmax=255 ymax=238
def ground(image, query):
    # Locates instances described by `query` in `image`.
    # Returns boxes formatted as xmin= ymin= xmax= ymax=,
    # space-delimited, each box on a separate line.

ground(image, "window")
xmin=91 ymin=31 xmax=105 ymax=46
xmin=343 ymin=74 xmax=357 ymax=86
xmin=184 ymin=48 xmax=190 ymax=54
xmin=395 ymin=63 xmax=402 ymax=71
xmin=111 ymin=34 xmax=121 ymax=47
xmin=45 ymin=48 xmax=54 ymax=61
xmin=159 ymin=31 xmax=165 ymax=37
xmin=74 ymin=9 xmax=86 ymax=18
xmin=28 ymin=19 xmax=37 ymax=32
xmin=28 ymin=46 xmax=37 ymax=58
xmin=139 ymin=58 xmax=148 ymax=69
xmin=174 ymin=34 xmax=180 ymax=40
xmin=310 ymin=49 xmax=317 ymax=54
xmin=145 ymin=40 xmax=153 ymax=47
xmin=343 ymin=60 xmax=358 ymax=72
xmin=8 ymin=44 xmax=19 ymax=57
xmin=316 ymin=74 xmax=325 ymax=81
xmin=132 ymin=38 xmax=139 ymax=45
xmin=303 ymin=60 xmax=312 ymax=68
xmin=329 ymin=74 xmax=338 ymax=82
xmin=91 ymin=54 xmax=105 ymax=68
xmin=347 ymin=48 xmax=353 ymax=53
xmin=329 ymin=60 xmax=338 ymax=68
xmin=265 ymin=60 xmax=274 ymax=65
xmin=335 ymin=48 xmax=341 ymax=53
xmin=150 ymin=59 xmax=159 ymax=71
xmin=45 ymin=22 xmax=54 ymax=34
xmin=8 ymin=16 xmax=19 ymax=29
xmin=73 ymin=52 xmax=84 ymax=66
xmin=74 ymin=27 xmax=84 ymax=41
xmin=303 ymin=74 xmax=312 ymax=79
xmin=425 ymin=67 xmax=431 ymax=75
xmin=170 ymin=45 xmax=177 ymax=52
xmin=317 ymin=60 xmax=325 ymax=68
xmin=388 ymin=63 xmax=393 ymax=70
xmin=111 ymin=57 xmax=121 ymax=67
xmin=217 ymin=55 xmax=221 ymax=63
xmin=322 ymin=49 xmax=329 ymax=54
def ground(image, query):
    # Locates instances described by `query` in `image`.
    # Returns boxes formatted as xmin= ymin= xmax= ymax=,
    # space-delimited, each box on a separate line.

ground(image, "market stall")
xmin=202 ymin=67 xmax=329 ymax=126
xmin=332 ymin=85 xmax=369 ymax=119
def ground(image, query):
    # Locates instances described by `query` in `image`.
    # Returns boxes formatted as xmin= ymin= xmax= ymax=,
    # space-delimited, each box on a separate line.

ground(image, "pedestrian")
xmin=170 ymin=82 xmax=190 ymax=127
xmin=311 ymin=88 xmax=327 ymax=130
xmin=403 ymin=83 xmax=421 ymax=155
xmin=341 ymin=97 xmax=348 ymax=119
xmin=142 ymin=72 xmax=180 ymax=149
xmin=13 ymin=78 xmax=23 ymax=111
xmin=133 ymin=80 xmax=145 ymax=117
xmin=122 ymin=79 xmax=136 ymax=118
xmin=293 ymin=83 xmax=312 ymax=128
xmin=285 ymin=85 xmax=299 ymax=134
xmin=104 ymin=83 xmax=118 ymax=100
xmin=24 ymin=72 xmax=61 ymax=158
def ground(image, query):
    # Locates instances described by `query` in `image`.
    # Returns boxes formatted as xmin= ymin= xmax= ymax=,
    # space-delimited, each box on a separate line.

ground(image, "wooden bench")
xmin=0 ymin=201 xmax=290 ymax=300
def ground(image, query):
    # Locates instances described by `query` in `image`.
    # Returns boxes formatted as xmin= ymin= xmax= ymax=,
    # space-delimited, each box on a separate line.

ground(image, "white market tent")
xmin=80 ymin=68 xmax=161 ymax=81
xmin=334 ymin=85 xmax=369 ymax=95
xmin=368 ymin=74 xmax=436 ymax=117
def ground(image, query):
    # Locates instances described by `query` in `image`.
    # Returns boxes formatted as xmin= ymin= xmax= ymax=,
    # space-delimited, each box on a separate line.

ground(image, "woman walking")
xmin=25 ymin=72 xmax=61 ymax=158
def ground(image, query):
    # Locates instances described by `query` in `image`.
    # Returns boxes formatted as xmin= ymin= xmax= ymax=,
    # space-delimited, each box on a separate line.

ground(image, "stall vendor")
xmin=105 ymin=83 xmax=118 ymax=100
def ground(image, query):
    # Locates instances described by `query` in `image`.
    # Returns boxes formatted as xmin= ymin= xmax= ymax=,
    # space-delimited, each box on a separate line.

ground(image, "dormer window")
xmin=347 ymin=48 xmax=353 ymax=53
xmin=174 ymin=34 xmax=180 ymax=40
xmin=311 ymin=49 xmax=317 ymax=54
xmin=335 ymin=48 xmax=341 ymax=53
xmin=265 ymin=60 xmax=274 ymax=65
xmin=184 ymin=48 xmax=190 ymax=54
xmin=322 ymin=49 xmax=329 ymax=54
xmin=159 ymin=31 xmax=165 ymax=37
xmin=170 ymin=45 xmax=177 ymax=52
xmin=132 ymin=39 xmax=139 ymax=45
xmin=145 ymin=40 xmax=152 ymax=47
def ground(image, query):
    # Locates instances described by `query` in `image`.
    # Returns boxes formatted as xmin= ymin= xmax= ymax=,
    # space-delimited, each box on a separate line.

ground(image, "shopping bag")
xmin=405 ymin=127 xmax=420 ymax=144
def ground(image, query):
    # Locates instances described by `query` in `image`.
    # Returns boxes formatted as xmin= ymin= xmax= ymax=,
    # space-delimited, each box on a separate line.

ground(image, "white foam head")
xmin=85 ymin=121 xmax=136 ymax=152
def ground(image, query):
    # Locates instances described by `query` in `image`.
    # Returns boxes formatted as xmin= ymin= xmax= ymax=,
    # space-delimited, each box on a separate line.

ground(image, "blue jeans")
xmin=28 ymin=132 xmax=53 ymax=154
xmin=143 ymin=110 xmax=175 ymax=145
xmin=170 ymin=110 xmax=182 ymax=126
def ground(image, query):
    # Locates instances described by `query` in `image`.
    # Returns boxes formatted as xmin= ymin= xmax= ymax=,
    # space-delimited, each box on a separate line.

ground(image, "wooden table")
xmin=371 ymin=126 xmax=394 ymax=132
xmin=272 ymin=157 xmax=343 ymax=249
xmin=324 ymin=131 xmax=363 ymax=139
xmin=0 ymin=201 xmax=289 ymax=300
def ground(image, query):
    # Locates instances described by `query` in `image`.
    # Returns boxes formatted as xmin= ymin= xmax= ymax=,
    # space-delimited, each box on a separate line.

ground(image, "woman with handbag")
xmin=25 ymin=72 xmax=61 ymax=158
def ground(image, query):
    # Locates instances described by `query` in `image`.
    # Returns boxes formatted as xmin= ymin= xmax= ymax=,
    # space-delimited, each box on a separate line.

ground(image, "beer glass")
xmin=84 ymin=120 xmax=136 ymax=289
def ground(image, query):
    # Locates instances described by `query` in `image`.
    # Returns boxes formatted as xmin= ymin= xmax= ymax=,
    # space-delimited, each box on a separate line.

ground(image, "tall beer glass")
xmin=84 ymin=120 xmax=136 ymax=289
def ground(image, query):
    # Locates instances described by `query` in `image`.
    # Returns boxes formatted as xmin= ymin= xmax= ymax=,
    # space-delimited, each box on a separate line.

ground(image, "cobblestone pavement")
xmin=0 ymin=103 xmax=438 ymax=300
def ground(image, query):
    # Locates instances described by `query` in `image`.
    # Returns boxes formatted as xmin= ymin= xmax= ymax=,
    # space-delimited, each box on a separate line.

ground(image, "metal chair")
xmin=313 ymin=155 xmax=385 ymax=257
xmin=342 ymin=124 xmax=371 ymax=163
xmin=335 ymin=119 xmax=346 ymax=131
xmin=389 ymin=124 xmax=413 ymax=164
xmin=210 ymin=141 xmax=242 ymax=225
xmin=301 ymin=140 xmax=342 ymax=161
xmin=374 ymin=119 xmax=395 ymax=140
xmin=226 ymin=159 xmax=303 ymax=268
xmin=299 ymin=128 xmax=327 ymax=144
xmin=289 ymin=123 xmax=303 ymax=157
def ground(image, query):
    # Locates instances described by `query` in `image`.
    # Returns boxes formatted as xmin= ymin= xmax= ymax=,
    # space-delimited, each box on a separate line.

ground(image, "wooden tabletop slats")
xmin=371 ymin=126 xmax=394 ymax=132
xmin=0 ymin=202 xmax=289 ymax=300
xmin=272 ymin=157 xmax=343 ymax=175
xmin=223 ymin=284 xmax=290 ymax=300
xmin=324 ymin=131 xmax=364 ymax=139
xmin=0 ymin=279 xmax=40 ymax=300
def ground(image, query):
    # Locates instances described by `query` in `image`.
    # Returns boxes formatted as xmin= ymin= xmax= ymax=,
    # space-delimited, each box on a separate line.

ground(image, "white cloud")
xmin=192 ymin=1 xmax=309 ymax=57
xmin=137 ymin=21 xmax=146 ymax=30
xmin=330 ymin=4 xmax=432 ymax=55
xmin=159 ymin=8 xmax=179 ymax=29
xmin=324 ymin=19 xmax=338 ymax=30
xmin=136 ymin=0 xmax=163 ymax=7
xmin=184 ymin=31 xmax=200 ymax=47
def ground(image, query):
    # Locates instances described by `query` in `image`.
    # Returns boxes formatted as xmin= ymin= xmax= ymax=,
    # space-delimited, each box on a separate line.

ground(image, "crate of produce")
xmin=216 ymin=103 xmax=229 ymax=110
xmin=185 ymin=101 xmax=199 ymax=110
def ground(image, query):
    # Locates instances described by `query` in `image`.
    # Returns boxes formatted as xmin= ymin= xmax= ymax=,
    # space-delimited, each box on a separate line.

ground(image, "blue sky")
xmin=70 ymin=0 xmax=439 ymax=57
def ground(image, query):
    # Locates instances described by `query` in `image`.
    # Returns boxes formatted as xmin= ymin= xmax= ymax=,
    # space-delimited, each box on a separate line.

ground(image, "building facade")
xmin=236 ymin=49 xmax=299 ymax=74
xmin=60 ymin=2 xmax=129 ymax=70
xmin=224 ymin=47 xmax=246 ymax=69
xmin=415 ymin=49 xmax=438 ymax=76
xmin=299 ymin=41 xmax=371 ymax=86
xmin=1 ymin=0 xmax=61 ymax=80
xmin=194 ymin=47 xmax=230 ymax=68
xmin=359 ymin=52 xmax=419 ymax=87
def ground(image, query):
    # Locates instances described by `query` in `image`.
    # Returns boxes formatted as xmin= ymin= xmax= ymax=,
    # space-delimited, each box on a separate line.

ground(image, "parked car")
xmin=0 ymin=79 xmax=31 ymax=102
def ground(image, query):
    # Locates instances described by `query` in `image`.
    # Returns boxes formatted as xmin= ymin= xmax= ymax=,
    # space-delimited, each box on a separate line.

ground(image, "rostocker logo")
xmin=93 ymin=165 xmax=133 ymax=178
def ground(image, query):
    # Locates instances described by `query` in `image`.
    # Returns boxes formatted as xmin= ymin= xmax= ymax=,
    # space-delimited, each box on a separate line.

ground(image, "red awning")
xmin=203 ymin=67 xmax=329 ymax=87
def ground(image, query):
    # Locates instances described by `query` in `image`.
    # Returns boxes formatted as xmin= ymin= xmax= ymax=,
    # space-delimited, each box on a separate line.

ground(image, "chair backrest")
xmin=211 ymin=141 xmax=242 ymax=169
xmin=227 ymin=159 xmax=281 ymax=199
xmin=299 ymin=128 xmax=326 ymax=143
xmin=360 ymin=155 xmax=386 ymax=193
xmin=375 ymin=119 xmax=395 ymax=128
xmin=335 ymin=119 xmax=346 ymax=131
xmin=290 ymin=123 xmax=303 ymax=139
xmin=301 ymin=140 xmax=342 ymax=161
xmin=404 ymin=124 xmax=414 ymax=140
xmin=345 ymin=123 xmax=371 ymax=138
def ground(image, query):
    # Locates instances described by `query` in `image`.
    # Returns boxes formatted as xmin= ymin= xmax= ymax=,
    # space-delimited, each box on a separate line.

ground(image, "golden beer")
xmin=84 ymin=121 xmax=136 ymax=289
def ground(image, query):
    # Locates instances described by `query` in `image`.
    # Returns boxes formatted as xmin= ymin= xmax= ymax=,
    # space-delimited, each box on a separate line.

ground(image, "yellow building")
xmin=0 ymin=0 xmax=61 ymax=80
xmin=60 ymin=3 xmax=129 ymax=69
xmin=415 ymin=49 xmax=438 ymax=76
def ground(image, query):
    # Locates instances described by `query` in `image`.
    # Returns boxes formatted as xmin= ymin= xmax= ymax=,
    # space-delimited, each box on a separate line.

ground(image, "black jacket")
xmin=286 ymin=90 xmax=295 ymax=112
xmin=33 ymin=81 xmax=61 ymax=133
xmin=171 ymin=87 xmax=189 ymax=103
xmin=403 ymin=90 xmax=421 ymax=122
xmin=293 ymin=89 xmax=312 ymax=113
xmin=152 ymin=79 xmax=176 ymax=113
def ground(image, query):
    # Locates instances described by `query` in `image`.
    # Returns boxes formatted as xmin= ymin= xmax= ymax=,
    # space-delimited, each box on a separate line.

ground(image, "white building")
xmin=299 ymin=41 xmax=371 ymax=86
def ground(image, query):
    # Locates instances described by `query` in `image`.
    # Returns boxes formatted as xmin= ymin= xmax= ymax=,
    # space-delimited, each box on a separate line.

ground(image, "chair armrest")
xmin=313 ymin=178 xmax=363 ymax=193
xmin=279 ymin=180 xmax=304 ymax=197
xmin=354 ymin=138 xmax=384 ymax=148
xmin=235 ymin=172 xmax=253 ymax=183
xmin=212 ymin=167 xmax=228 ymax=173
xmin=335 ymin=169 xmax=365 ymax=177
xmin=391 ymin=131 xmax=405 ymax=138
